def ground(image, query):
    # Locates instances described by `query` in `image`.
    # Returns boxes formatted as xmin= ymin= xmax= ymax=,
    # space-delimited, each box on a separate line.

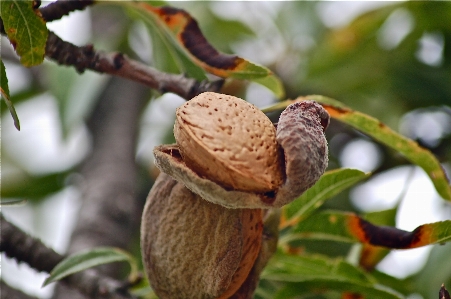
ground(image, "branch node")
xmin=113 ymin=53 xmax=125 ymax=70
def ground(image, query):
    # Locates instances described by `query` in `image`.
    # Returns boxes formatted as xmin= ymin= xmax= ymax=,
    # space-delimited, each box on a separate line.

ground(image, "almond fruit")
xmin=142 ymin=94 xmax=329 ymax=299
xmin=141 ymin=173 xmax=263 ymax=299
xmin=174 ymin=92 xmax=284 ymax=193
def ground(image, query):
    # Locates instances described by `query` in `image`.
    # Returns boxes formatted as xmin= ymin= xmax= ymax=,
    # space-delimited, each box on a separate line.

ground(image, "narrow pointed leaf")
xmin=124 ymin=5 xmax=207 ymax=81
xmin=253 ymin=75 xmax=285 ymax=100
xmin=262 ymin=252 xmax=403 ymax=299
xmin=359 ymin=208 xmax=397 ymax=270
xmin=123 ymin=3 xmax=284 ymax=98
xmin=43 ymin=247 xmax=137 ymax=287
xmin=1 ymin=171 xmax=67 ymax=201
xmin=286 ymin=210 xmax=451 ymax=249
xmin=310 ymin=95 xmax=451 ymax=201
xmin=136 ymin=4 xmax=266 ymax=78
xmin=1 ymin=1 xmax=48 ymax=67
xmin=273 ymin=280 xmax=404 ymax=299
xmin=262 ymin=96 xmax=451 ymax=201
xmin=0 ymin=59 xmax=20 ymax=130
xmin=281 ymin=168 xmax=370 ymax=229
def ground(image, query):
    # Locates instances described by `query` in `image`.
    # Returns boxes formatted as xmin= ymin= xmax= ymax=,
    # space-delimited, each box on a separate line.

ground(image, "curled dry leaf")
xmin=275 ymin=101 xmax=329 ymax=202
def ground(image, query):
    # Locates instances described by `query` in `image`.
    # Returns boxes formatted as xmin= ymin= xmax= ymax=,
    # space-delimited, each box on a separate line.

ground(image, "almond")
xmin=141 ymin=173 xmax=263 ymax=299
xmin=174 ymin=92 xmax=284 ymax=193
xmin=142 ymin=96 xmax=329 ymax=299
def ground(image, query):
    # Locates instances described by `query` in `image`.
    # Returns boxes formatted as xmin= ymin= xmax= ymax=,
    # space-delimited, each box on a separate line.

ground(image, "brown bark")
xmin=51 ymin=76 xmax=148 ymax=299
xmin=0 ymin=280 xmax=40 ymax=299
xmin=0 ymin=214 xmax=137 ymax=299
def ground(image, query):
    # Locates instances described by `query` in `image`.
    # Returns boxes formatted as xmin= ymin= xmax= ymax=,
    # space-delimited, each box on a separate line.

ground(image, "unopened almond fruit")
xmin=174 ymin=92 xmax=284 ymax=193
xmin=141 ymin=173 xmax=263 ymax=299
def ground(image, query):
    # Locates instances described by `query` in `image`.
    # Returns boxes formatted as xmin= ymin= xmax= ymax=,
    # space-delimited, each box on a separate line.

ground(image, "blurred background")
xmin=1 ymin=1 xmax=450 ymax=298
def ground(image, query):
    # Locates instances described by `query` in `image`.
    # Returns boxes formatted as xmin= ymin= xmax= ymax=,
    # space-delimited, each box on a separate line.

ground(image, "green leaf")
xmin=262 ymin=96 xmax=451 ymax=201
xmin=253 ymin=75 xmax=285 ymax=100
xmin=358 ymin=208 xmax=397 ymax=270
xmin=273 ymin=280 xmax=404 ymax=299
xmin=286 ymin=210 xmax=451 ymax=249
xmin=1 ymin=171 xmax=67 ymax=201
xmin=364 ymin=208 xmax=397 ymax=227
xmin=1 ymin=0 xmax=48 ymax=67
xmin=124 ymin=5 xmax=207 ymax=81
xmin=0 ymin=59 xmax=11 ymax=96
xmin=119 ymin=3 xmax=285 ymax=98
xmin=281 ymin=168 xmax=370 ymax=229
xmin=0 ymin=59 xmax=20 ymax=130
xmin=410 ymin=242 xmax=451 ymax=298
xmin=261 ymin=252 xmax=404 ymax=299
xmin=43 ymin=247 xmax=138 ymax=287
xmin=312 ymin=95 xmax=451 ymax=201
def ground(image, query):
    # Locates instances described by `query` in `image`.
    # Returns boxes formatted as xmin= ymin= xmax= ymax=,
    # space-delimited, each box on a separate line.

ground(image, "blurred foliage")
xmin=1 ymin=1 xmax=450 ymax=299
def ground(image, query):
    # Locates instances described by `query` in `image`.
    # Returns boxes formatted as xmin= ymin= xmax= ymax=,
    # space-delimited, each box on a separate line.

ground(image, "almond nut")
xmin=174 ymin=92 xmax=284 ymax=193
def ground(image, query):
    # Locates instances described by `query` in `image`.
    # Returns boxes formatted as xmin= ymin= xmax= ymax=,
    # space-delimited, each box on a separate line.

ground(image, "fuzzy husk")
xmin=141 ymin=173 xmax=263 ymax=299
xmin=142 ymin=96 xmax=329 ymax=299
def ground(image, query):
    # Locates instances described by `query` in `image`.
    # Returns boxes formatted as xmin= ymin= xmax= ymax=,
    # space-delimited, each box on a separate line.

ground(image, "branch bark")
xmin=51 ymin=76 xmax=148 ymax=299
xmin=0 ymin=214 xmax=137 ymax=299
xmin=39 ymin=0 xmax=95 ymax=22
xmin=43 ymin=31 xmax=223 ymax=100
xmin=1 ymin=0 xmax=223 ymax=101
xmin=0 ymin=280 xmax=40 ymax=299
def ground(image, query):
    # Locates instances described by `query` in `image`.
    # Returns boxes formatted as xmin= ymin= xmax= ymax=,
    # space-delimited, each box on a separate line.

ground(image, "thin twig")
xmin=0 ymin=280 xmax=40 ymax=299
xmin=51 ymin=75 xmax=148 ymax=299
xmin=0 ymin=213 xmax=64 ymax=273
xmin=44 ymin=31 xmax=223 ymax=100
xmin=1 ymin=11 xmax=223 ymax=101
xmin=0 ymin=214 xmax=138 ymax=299
xmin=39 ymin=0 xmax=95 ymax=22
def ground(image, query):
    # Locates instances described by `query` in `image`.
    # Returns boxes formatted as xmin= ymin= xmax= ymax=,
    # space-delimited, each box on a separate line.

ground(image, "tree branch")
xmin=44 ymin=31 xmax=223 ymax=100
xmin=51 ymin=76 xmax=149 ymax=299
xmin=0 ymin=280 xmax=40 ymax=299
xmin=1 ymin=11 xmax=223 ymax=101
xmin=0 ymin=214 xmax=64 ymax=273
xmin=39 ymin=0 xmax=95 ymax=22
xmin=0 ymin=214 xmax=137 ymax=299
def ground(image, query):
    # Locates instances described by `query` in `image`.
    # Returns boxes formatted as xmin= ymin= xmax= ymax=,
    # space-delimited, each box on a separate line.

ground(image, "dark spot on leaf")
xmin=180 ymin=15 xmax=241 ymax=70
xmin=440 ymin=284 xmax=450 ymax=299
xmin=158 ymin=6 xmax=182 ymax=16
xmin=9 ymin=39 xmax=17 ymax=50
xmin=356 ymin=217 xmax=424 ymax=249
xmin=33 ymin=0 xmax=41 ymax=9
